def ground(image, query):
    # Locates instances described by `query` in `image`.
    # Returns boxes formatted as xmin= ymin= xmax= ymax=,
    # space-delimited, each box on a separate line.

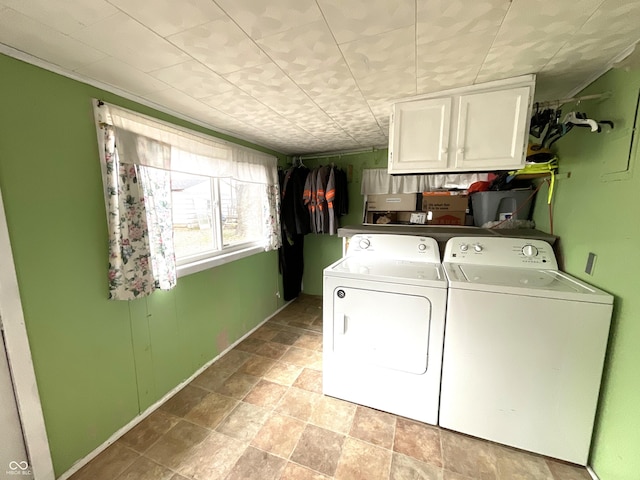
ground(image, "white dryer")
xmin=440 ymin=236 xmax=613 ymax=465
xmin=323 ymin=234 xmax=447 ymax=425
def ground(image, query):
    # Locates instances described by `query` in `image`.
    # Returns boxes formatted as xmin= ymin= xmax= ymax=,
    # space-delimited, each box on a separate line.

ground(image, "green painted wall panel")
xmin=532 ymin=68 xmax=640 ymax=479
xmin=128 ymin=299 xmax=156 ymax=411
xmin=0 ymin=53 xmax=285 ymax=476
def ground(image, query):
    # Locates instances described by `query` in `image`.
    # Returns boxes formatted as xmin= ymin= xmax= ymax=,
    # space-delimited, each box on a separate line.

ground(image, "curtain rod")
xmin=297 ymin=146 xmax=385 ymax=161
xmin=534 ymin=92 xmax=611 ymax=109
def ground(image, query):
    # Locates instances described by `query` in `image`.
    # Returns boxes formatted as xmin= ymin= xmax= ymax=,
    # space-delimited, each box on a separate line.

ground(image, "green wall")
xmin=0 ymin=54 xmax=286 ymax=476
xmin=532 ymin=67 xmax=640 ymax=479
xmin=301 ymin=149 xmax=388 ymax=295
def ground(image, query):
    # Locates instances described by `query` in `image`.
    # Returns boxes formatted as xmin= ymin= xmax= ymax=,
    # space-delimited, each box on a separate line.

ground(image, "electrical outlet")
xmin=585 ymin=252 xmax=597 ymax=275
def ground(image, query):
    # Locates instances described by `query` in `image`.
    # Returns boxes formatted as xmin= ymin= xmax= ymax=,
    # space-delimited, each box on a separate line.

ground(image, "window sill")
xmin=176 ymin=244 xmax=265 ymax=277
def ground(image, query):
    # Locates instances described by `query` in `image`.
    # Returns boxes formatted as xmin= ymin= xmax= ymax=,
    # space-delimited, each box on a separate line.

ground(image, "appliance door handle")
xmin=336 ymin=312 xmax=348 ymax=334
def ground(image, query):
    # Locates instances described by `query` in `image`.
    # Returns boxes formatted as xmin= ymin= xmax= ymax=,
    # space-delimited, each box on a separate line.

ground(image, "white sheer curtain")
xmin=105 ymin=103 xmax=278 ymax=186
xmin=361 ymin=168 xmax=489 ymax=194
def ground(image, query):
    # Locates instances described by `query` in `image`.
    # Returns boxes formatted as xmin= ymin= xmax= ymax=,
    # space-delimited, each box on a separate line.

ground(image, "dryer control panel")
xmin=347 ymin=234 xmax=440 ymax=263
xmin=443 ymin=237 xmax=558 ymax=269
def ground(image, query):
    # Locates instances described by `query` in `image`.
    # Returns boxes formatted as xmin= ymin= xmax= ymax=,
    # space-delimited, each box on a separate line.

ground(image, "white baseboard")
xmin=587 ymin=466 xmax=600 ymax=480
xmin=58 ymin=301 xmax=292 ymax=480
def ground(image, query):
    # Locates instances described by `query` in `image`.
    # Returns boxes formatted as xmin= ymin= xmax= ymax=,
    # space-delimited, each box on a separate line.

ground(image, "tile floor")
xmin=69 ymin=294 xmax=592 ymax=480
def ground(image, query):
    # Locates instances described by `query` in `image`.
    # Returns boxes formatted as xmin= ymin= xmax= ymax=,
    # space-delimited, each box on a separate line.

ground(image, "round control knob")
xmin=522 ymin=244 xmax=539 ymax=257
xmin=418 ymin=243 xmax=427 ymax=251
xmin=473 ymin=244 xmax=483 ymax=252
xmin=358 ymin=238 xmax=371 ymax=249
xmin=459 ymin=244 xmax=469 ymax=252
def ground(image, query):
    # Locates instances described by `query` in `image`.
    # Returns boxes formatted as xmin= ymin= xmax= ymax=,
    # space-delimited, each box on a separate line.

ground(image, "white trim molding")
xmin=587 ymin=465 xmax=600 ymax=480
xmin=0 ymin=187 xmax=54 ymax=479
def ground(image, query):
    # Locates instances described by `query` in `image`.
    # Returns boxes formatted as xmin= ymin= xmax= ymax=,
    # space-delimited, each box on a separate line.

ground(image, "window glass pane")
xmin=171 ymin=172 xmax=217 ymax=259
xmin=219 ymin=179 xmax=264 ymax=246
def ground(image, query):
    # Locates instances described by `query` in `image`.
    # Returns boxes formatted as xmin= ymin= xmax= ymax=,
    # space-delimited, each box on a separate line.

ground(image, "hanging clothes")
xmin=281 ymin=164 xmax=310 ymax=241
xmin=303 ymin=165 xmax=349 ymax=235
xmin=332 ymin=165 xmax=349 ymax=220
xmin=278 ymin=166 xmax=308 ymax=300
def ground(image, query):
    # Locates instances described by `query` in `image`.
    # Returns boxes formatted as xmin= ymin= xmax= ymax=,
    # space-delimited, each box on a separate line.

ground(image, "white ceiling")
xmin=1 ymin=0 xmax=639 ymax=155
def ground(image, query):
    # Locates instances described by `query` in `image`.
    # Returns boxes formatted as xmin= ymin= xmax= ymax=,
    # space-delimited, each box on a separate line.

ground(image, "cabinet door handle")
xmin=457 ymin=147 xmax=465 ymax=155
xmin=441 ymin=147 xmax=448 ymax=154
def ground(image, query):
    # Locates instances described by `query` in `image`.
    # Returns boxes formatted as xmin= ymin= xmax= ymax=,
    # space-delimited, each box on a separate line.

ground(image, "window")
xmin=94 ymin=100 xmax=281 ymax=299
xmin=171 ymin=172 xmax=266 ymax=265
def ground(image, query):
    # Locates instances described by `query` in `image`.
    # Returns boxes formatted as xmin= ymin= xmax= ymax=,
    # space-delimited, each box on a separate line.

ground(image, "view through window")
xmin=171 ymin=171 xmax=264 ymax=263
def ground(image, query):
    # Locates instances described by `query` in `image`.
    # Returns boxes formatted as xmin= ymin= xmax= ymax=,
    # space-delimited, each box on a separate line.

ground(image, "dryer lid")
xmin=445 ymin=264 xmax=612 ymax=303
xmin=326 ymin=257 xmax=446 ymax=288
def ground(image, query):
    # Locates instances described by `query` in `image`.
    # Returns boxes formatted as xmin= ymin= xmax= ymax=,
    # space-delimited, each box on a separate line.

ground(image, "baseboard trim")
xmin=587 ymin=465 xmax=600 ymax=480
xmin=57 ymin=301 xmax=292 ymax=480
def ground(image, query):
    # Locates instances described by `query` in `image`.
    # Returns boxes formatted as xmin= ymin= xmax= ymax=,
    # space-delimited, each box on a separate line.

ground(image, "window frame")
xmin=172 ymin=174 xmax=267 ymax=278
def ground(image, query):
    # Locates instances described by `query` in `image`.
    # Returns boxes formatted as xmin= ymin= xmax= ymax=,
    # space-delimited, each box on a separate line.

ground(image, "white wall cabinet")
xmin=388 ymin=75 xmax=534 ymax=174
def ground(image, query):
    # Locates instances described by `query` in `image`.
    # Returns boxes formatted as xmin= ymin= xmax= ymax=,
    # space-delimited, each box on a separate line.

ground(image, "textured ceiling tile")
xmin=534 ymin=68 xmax=601 ymax=101
xmin=292 ymin=62 xmax=369 ymax=115
xmin=540 ymin=0 xmax=640 ymax=76
xmin=75 ymin=57 xmax=169 ymax=96
xmin=368 ymin=99 xmax=394 ymax=125
xmin=142 ymin=87 xmax=219 ymax=117
xmin=317 ymin=0 xmax=414 ymax=44
xmin=569 ymin=0 xmax=640 ymax=37
xmin=71 ymin=12 xmax=190 ymax=72
xmin=416 ymin=0 xmax=508 ymax=45
xmin=222 ymin=62 xmax=323 ymax=117
xmin=0 ymin=8 xmax=107 ymax=70
xmin=108 ymin=0 xmax=225 ymax=37
xmin=0 ymin=0 xmax=117 ymax=34
xmin=417 ymin=68 xmax=478 ymax=95
xmin=341 ymin=26 xmax=416 ymax=100
xmin=257 ymin=20 xmax=343 ymax=74
xmin=200 ymin=88 xmax=293 ymax=132
xmin=214 ymin=0 xmax=322 ymax=40
xmin=150 ymin=60 xmax=235 ymax=99
xmin=168 ymin=16 xmax=269 ymax=74
xmin=477 ymin=0 xmax=604 ymax=82
xmin=329 ymin=108 xmax=381 ymax=133
xmin=416 ymin=30 xmax=494 ymax=80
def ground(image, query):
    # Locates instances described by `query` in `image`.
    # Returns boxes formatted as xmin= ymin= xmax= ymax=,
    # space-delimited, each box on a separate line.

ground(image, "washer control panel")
xmin=347 ymin=234 xmax=440 ymax=262
xmin=444 ymin=237 xmax=557 ymax=269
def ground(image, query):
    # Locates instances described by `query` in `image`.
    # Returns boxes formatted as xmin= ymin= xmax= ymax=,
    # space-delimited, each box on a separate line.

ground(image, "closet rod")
xmin=535 ymin=92 xmax=611 ymax=108
xmin=297 ymin=146 xmax=382 ymax=161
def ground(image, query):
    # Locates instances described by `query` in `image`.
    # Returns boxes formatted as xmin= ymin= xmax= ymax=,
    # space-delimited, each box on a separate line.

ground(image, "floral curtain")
xmin=137 ymin=166 xmax=176 ymax=290
xmin=263 ymin=184 xmax=282 ymax=251
xmin=104 ymin=126 xmax=157 ymax=300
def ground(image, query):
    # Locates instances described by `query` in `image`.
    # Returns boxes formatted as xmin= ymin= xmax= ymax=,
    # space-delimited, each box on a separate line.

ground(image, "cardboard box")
xmin=421 ymin=191 xmax=469 ymax=212
xmin=368 ymin=193 xmax=418 ymax=212
xmin=421 ymin=191 xmax=468 ymax=225
xmin=428 ymin=211 xmax=466 ymax=225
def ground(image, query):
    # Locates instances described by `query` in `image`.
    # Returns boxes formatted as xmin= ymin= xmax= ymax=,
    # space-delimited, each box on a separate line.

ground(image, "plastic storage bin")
xmin=471 ymin=189 xmax=534 ymax=227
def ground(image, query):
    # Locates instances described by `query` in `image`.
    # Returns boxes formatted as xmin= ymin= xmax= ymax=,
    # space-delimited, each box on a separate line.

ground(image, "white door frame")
xmin=0 ymin=187 xmax=54 ymax=479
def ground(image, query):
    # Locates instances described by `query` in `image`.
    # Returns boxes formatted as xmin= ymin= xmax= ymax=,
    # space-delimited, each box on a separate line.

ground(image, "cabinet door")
xmin=455 ymin=86 xmax=530 ymax=170
xmin=389 ymin=97 xmax=451 ymax=173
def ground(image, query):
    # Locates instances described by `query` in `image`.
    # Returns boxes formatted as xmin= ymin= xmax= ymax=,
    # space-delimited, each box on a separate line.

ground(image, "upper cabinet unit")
xmin=388 ymin=75 xmax=535 ymax=174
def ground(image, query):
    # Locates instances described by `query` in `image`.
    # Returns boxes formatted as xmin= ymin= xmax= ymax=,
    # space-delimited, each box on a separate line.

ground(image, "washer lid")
xmin=445 ymin=263 xmax=613 ymax=304
xmin=325 ymin=257 xmax=446 ymax=288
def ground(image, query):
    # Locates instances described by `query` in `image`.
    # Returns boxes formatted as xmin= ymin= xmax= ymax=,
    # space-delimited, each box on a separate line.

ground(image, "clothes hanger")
xmin=563 ymin=112 xmax=599 ymax=132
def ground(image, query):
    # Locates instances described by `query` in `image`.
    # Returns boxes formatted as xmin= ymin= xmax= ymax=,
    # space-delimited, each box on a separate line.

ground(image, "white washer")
xmin=440 ymin=236 xmax=613 ymax=465
xmin=323 ymin=234 xmax=447 ymax=425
